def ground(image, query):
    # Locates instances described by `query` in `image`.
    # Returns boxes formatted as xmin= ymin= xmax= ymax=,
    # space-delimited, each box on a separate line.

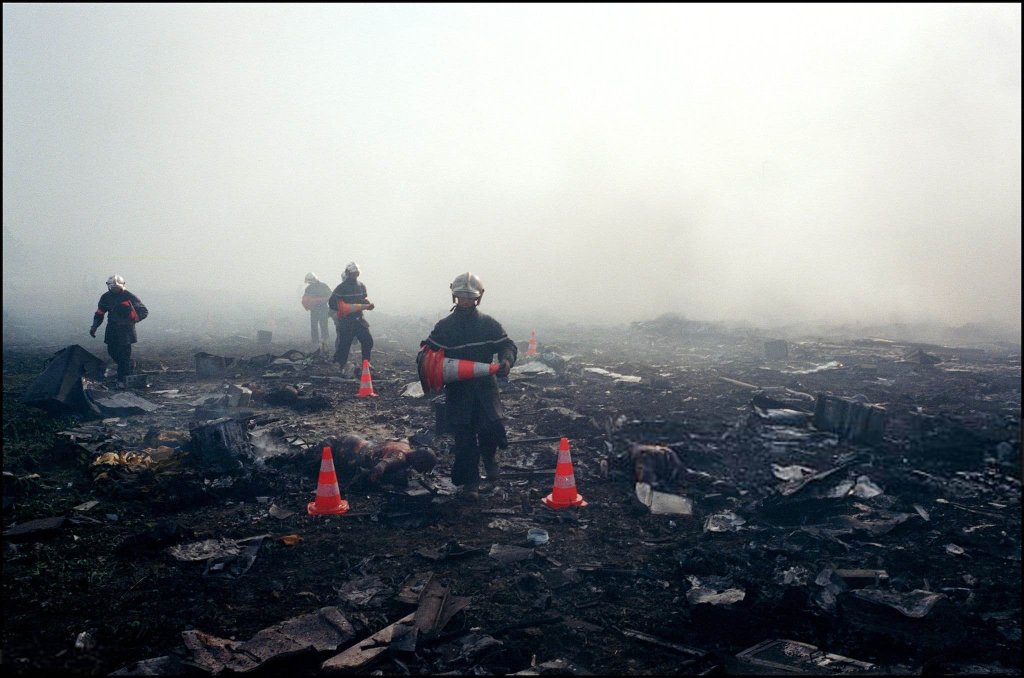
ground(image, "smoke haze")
xmin=3 ymin=4 xmax=1021 ymax=344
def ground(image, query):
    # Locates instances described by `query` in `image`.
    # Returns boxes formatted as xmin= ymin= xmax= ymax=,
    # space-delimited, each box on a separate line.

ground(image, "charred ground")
xmin=2 ymin=319 xmax=1021 ymax=676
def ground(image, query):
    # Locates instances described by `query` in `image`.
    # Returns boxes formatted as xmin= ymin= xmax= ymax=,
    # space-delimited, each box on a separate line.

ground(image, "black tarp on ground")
xmin=21 ymin=345 xmax=105 ymax=416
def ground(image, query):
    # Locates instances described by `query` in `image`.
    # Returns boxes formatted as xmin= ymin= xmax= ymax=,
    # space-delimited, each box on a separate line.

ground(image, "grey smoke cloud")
xmin=3 ymin=4 xmax=1020 ymax=336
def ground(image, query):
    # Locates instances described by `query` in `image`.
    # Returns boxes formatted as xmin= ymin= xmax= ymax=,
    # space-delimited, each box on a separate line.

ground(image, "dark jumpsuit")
xmin=328 ymin=278 xmax=373 ymax=366
xmin=420 ymin=307 xmax=517 ymax=487
xmin=90 ymin=290 xmax=149 ymax=379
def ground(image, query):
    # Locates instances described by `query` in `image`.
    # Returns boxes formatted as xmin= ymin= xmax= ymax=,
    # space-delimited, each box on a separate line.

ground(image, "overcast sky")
xmin=3 ymin=3 xmax=1020 ymax=333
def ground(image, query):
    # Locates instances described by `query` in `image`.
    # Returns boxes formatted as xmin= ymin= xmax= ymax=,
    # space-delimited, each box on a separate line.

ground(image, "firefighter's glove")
xmin=89 ymin=327 xmax=97 ymax=338
xmin=366 ymin=302 xmax=375 ymax=311
xmin=497 ymin=360 xmax=512 ymax=377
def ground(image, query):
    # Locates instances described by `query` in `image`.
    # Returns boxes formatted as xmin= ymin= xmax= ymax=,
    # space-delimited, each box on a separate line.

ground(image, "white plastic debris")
xmin=635 ymin=483 xmax=693 ymax=515
xmin=581 ymin=367 xmax=641 ymax=383
xmin=401 ymin=381 xmax=424 ymax=398
xmin=75 ymin=631 xmax=96 ymax=651
xmin=771 ymin=464 xmax=815 ymax=481
xmin=781 ymin=361 xmax=843 ymax=375
xmin=851 ymin=475 xmax=884 ymax=499
xmin=511 ymin=362 xmax=556 ymax=376
xmin=685 ymin=576 xmax=746 ymax=605
xmin=703 ymin=511 xmax=746 ymax=532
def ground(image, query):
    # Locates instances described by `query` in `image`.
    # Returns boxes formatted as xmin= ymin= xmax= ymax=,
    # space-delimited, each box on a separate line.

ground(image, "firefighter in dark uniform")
xmin=419 ymin=272 xmax=516 ymax=499
xmin=328 ymin=262 xmax=375 ymax=373
xmin=88 ymin=274 xmax=149 ymax=387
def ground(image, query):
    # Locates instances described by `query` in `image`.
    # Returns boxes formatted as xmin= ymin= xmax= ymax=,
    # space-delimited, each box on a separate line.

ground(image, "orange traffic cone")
xmin=542 ymin=437 xmax=587 ymax=509
xmin=307 ymin=446 xmax=350 ymax=516
xmin=442 ymin=356 xmax=499 ymax=383
xmin=417 ymin=347 xmax=500 ymax=393
xmin=356 ymin=359 xmax=378 ymax=397
xmin=527 ymin=330 xmax=537 ymax=356
xmin=336 ymin=300 xmax=372 ymax=319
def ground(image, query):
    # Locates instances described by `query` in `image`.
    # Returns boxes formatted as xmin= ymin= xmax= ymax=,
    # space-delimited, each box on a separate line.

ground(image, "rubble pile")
xmin=2 ymin=325 xmax=1020 ymax=675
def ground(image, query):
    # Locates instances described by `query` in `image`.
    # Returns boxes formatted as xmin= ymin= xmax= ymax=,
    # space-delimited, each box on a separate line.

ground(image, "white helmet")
xmin=106 ymin=274 xmax=126 ymax=291
xmin=450 ymin=272 xmax=484 ymax=300
xmin=344 ymin=262 xmax=360 ymax=278
xmin=304 ymin=272 xmax=318 ymax=284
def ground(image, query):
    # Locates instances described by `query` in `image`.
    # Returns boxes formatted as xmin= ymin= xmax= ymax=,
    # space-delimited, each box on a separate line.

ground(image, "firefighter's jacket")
xmin=329 ymin=279 xmax=369 ymax=325
xmin=302 ymin=281 xmax=332 ymax=312
xmin=420 ymin=307 xmax=517 ymax=428
xmin=91 ymin=290 xmax=148 ymax=344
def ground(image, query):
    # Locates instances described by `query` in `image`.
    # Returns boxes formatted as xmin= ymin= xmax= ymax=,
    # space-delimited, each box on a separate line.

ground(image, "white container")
xmin=526 ymin=528 xmax=549 ymax=546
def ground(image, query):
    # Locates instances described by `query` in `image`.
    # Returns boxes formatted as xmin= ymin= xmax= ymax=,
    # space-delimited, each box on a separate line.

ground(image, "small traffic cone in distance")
xmin=527 ymin=330 xmax=538 ymax=356
xmin=542 ymin=437 xmax=587 ymax=509
xmin=356 ymin=359 xmax=378 ymax=397
xmin=308 ymin=446 xmax=350 ymax=516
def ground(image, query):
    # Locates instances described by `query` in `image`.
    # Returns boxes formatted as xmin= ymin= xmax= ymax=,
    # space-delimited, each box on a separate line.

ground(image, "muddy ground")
xmin=2 ymin=318 xmax=1021 ymax=676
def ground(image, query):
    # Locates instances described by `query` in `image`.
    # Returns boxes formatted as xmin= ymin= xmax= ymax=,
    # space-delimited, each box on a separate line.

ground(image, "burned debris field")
xmin=2 ymin=319 xmax=1021 ymax=676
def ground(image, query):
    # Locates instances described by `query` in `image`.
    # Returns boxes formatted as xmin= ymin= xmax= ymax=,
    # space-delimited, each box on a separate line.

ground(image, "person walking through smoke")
xmin=301 ymin=272 xmax=332 ymax=353
xmin=329 ymin=262 xmax=375 ymax=375
xmin=88 ymin=274 xmax=149 ymax=388
xmin=418 ymin=272 xmax=516 ymax=500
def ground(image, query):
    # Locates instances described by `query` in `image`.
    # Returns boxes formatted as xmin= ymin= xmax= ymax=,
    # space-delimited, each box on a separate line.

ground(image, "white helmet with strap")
xmin=450 ymin=272 xmax=484 ymax=300
xmin=106 ymin=274 xmax=126 ymax=291
xmin=304 ymin=272 xmax=318 ymax=284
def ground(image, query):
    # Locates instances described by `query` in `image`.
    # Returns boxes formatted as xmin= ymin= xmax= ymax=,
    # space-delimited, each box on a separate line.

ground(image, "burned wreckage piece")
xmin=86 ymin=390 xmax=162 ymax=416
xmin=21 ymin=345 xmax=106 ymax=415
xmin=2 ymin=321 xmax=1020 ymax=676
xmin=21 ymin=344 xmax=163 ymax=417
xmin=625 ymin=442 xmax=695 ymax=514
xmin=188 ymin=417 xmax=256 ymax=472
xmin=813 ymin=393 xmax=887 ymax=444
xmin=177 ymin=606 xmax=355 ymax=673
xmin=735 ymin=638 xmax=876 ymax=674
